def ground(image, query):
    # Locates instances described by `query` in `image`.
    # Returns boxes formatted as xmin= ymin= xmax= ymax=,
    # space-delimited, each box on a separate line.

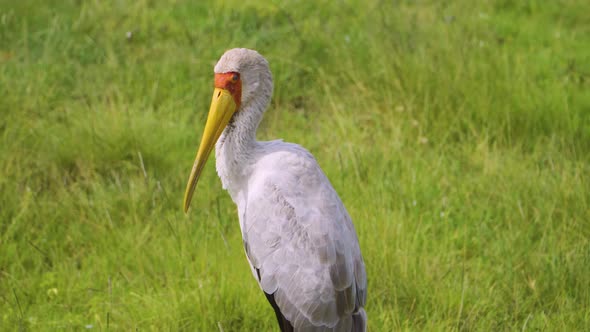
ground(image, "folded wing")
xmin=242 ymin=148 xmax=367 ymax=331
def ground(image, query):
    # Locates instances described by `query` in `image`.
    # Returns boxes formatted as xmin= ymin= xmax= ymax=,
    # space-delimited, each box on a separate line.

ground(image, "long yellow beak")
xmin=183 ymin=88 xmax=237 ymax=213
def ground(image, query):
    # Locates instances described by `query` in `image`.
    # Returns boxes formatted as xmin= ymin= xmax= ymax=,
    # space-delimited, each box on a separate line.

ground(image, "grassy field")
xmin=1 ymin=0 xmax=589 ymax=330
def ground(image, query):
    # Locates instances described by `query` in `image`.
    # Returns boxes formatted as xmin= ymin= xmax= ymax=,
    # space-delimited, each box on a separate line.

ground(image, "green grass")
xmin=1 ymin=0 xmax=589 ymax=330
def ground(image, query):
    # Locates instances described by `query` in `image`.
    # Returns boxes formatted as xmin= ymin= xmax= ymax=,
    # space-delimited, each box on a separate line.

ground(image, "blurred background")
xmin=1 ymin=0 xmax=589 ymax=330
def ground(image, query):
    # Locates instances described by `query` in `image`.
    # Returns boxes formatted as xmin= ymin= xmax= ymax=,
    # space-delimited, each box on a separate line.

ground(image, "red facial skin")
xmin=215 ymin=72 xmax=242 ymax=110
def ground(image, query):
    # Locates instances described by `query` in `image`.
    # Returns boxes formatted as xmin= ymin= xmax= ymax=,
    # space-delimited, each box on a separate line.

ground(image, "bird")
xmin=183 ymin=48 xmax=367 ymax=332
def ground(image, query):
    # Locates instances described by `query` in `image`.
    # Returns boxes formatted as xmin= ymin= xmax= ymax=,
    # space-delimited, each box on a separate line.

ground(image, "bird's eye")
xmin=232 ymin=73 xmax=239 ymax=82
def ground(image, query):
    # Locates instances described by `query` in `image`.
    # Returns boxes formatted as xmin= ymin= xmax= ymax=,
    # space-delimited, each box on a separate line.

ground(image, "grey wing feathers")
xmin=242 ymin=150 xmax=367 ymax=331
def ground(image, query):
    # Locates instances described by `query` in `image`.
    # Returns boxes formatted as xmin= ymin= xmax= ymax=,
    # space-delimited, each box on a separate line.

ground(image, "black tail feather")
xmin=263 ymin=291 xmax=294 ymax=332
xmin=352 ymin=308 xmax=367 ymax=332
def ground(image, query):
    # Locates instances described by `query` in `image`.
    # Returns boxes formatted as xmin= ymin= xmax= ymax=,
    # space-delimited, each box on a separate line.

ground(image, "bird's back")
xmin=238 ymin=141 xmax=367 ymax=331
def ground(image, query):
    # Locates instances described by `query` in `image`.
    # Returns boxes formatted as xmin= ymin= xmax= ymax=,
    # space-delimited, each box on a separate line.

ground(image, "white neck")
xmin=215 ymin=95 xmax=268 ymax=197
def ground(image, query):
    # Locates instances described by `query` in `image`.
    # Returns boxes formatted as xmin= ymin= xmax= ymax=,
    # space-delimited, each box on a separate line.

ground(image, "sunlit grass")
xmin=1 ymin=0 xmax=589 ymax=330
